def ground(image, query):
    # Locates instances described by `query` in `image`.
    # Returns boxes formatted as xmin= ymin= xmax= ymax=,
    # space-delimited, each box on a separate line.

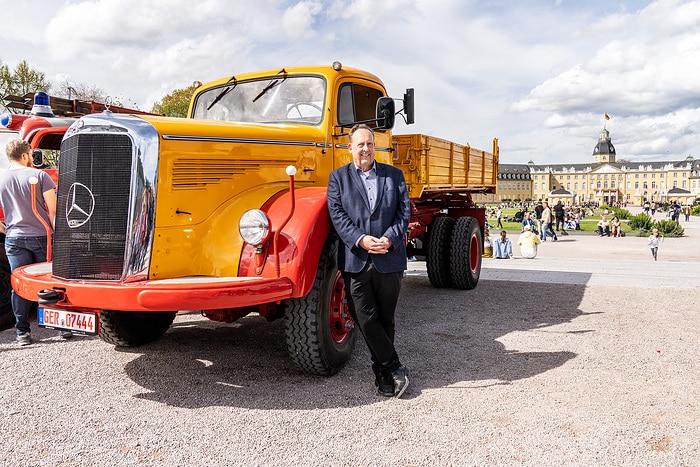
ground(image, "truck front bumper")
xmin=12 ymin=263 xmax=294 ymax=312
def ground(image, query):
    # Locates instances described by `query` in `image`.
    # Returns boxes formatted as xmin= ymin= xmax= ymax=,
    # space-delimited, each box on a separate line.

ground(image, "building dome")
xmin=592 ymin=127 xmax=616 ymax=163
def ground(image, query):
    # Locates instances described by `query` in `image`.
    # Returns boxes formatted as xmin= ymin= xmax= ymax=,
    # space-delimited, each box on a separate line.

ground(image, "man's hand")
xmin=360 ymin=235 xmax=392 ymax=254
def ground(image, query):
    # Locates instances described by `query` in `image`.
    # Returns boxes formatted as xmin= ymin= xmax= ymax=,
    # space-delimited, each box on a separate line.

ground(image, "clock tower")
xmin=592 ymin=127 xmax=616 ymax=164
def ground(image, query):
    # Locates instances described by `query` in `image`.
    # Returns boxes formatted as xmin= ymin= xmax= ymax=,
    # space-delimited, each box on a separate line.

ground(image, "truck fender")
xmin=238 ymin=186 xmax=333 ymax=298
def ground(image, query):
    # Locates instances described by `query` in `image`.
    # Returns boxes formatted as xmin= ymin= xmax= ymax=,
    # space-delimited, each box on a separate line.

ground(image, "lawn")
xmin=488 ymin=208 xmax=633 ymax=234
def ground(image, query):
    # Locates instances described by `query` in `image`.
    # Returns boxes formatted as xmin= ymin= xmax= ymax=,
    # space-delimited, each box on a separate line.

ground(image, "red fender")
xmin=238 ymin=186 xmax=332 ymax=298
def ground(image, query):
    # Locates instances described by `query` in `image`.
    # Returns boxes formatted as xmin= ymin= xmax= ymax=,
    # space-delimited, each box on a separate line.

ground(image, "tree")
xmin=1 ymin=60 xmax=51 ymax=98
xmin=151 ymin=84 xmax=197 ymax=117
xmin=55 ymin=80 xmax=106 ymax=102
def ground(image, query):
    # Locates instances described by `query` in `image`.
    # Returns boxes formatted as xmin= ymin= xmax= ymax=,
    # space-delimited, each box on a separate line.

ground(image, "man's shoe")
xmin=16 ymin=333 xmax=31 ymax=346
xmin=391 ymin=365 xmax=410 ymax=398
xmin=375 ymin=374 xmax=395 ymax=397
xmin=59 ymin=331 xmax=73 ymax=339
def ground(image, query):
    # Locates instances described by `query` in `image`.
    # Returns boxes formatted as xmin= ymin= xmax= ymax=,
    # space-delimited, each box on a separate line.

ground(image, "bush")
xmin=629 ymin=213 xmax=654 ymax=231
xmin=654 ymin=219 xmax=684 ymax=237
xmin=691 ymin=205 xmax=700 ymax=216
xmin=609 ymin=207 xmax=631 ymax=220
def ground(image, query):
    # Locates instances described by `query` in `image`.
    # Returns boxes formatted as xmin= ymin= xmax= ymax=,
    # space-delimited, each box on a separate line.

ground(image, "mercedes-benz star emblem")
xmin=65 ymin=183 xmax=95 ymax=228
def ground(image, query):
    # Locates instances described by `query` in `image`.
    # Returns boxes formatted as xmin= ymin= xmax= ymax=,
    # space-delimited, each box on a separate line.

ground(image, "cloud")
xmin=2 ymin=0 xmax=699 ymax=164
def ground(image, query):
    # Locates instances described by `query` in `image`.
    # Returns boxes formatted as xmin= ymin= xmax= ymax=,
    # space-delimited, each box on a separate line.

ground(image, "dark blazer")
xmin=327 ymin=161 xmax=410 ymax=274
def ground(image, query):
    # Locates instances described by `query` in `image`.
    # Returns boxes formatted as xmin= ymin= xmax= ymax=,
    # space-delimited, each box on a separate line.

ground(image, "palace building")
xmin=473 ymin=127 xmax=700 ymax=206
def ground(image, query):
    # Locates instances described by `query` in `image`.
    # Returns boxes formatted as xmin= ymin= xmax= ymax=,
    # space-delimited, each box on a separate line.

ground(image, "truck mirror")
xmin=376 ymin=97 xmax=395 ymax=130
xmin=32 ymin=149 xmax=45 ymax=168
xmin=403 ymin=88 xmax=415 ymax=125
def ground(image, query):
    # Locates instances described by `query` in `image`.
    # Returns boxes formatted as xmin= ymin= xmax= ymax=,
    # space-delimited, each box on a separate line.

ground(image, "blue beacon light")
xmin=30 ymin=91 xmax=55 ymax=117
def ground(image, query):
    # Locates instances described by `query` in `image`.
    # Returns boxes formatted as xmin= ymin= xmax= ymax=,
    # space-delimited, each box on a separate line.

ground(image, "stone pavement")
xmin=407 ymin=208 xmax=700 ymax=290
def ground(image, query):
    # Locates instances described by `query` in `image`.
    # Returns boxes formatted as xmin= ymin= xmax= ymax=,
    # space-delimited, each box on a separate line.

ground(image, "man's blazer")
xmin=327 ymin=161 xmax=410 ymax=274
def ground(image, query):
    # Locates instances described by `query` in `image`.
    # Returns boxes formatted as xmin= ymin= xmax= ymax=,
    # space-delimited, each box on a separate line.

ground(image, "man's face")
xmin=349 ymin=128 xmax=375 ymax=172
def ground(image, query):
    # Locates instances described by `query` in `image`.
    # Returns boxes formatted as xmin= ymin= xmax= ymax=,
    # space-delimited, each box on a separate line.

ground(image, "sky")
xmin=1 ymin=0 xmax=699 ymax=166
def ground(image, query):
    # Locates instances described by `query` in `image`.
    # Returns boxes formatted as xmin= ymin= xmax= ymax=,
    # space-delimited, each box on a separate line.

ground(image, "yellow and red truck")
xmin=11 ymin=63 xmax=498 ymax=375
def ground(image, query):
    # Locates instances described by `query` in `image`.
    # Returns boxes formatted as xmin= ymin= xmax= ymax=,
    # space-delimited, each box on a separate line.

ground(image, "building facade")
xmin=476 ymin=127 xmax=700 ymax=206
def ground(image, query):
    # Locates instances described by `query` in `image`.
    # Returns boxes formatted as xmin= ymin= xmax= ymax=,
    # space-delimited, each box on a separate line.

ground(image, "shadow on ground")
xmin=120 ymin=270 xmax=591 ymax=410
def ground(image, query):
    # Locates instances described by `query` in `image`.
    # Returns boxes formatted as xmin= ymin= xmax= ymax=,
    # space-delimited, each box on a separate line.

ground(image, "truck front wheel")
xmin=99 ymin=310 xmax=177 ymax=347
xmin=284 ymin=234 xmax=357 ymax=376
xmin=450 ymin=216 xmax=482 ymax=290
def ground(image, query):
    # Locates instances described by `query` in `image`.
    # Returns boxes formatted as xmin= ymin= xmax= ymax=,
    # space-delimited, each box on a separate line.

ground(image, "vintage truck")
xmin=12 ymin=63 xmax=498 ymax=375
xmin=0 ymin=92 xmax=151 ymax=330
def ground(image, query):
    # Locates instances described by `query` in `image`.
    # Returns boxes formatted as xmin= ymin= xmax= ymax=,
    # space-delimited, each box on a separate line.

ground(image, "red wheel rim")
xmin=470 ymin=233 xmax=480 ymax=273
xmin=329 ymin=270 xmax=353 ymax=343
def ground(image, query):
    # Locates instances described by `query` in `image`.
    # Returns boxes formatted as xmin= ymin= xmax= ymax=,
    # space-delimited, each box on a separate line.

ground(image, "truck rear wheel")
xmin=427 ymin=216 xmax=455 ymax=288
xmin=99 ymin=310 xmax=177 ymax=347
xmin=0 ymin=245 xmax=14 ymax=331
xmin=450 ymin=216 xmax=482 ymax=290
xmin=284 ymin=234 xmax=356 ymax=376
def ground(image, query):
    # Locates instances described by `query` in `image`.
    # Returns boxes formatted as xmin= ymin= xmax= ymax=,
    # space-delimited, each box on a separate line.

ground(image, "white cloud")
xmin=1 ymin=0 xmax=699 ymax=164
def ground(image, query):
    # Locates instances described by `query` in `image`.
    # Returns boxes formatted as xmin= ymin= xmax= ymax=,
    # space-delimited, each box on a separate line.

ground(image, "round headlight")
xmin=239 ymin=209 xmax=270 ymax=245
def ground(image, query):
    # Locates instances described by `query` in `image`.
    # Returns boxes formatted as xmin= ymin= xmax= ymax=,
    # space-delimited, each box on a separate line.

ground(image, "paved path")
xmin=408 ymin=209 xmax=700 ymax=290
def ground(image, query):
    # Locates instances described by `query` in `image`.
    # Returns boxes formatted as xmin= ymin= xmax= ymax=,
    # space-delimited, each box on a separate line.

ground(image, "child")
xmin=647 ymin=228 xmax=663 ymax=261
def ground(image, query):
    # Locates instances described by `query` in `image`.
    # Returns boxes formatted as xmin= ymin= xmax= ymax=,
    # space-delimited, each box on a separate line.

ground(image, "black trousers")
xmin=343 ymin=262 xmax=403 ymax=376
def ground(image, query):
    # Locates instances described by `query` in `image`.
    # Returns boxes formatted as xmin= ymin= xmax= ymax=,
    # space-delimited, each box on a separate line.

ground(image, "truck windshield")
xmin=192 ymin=75 xmax=326 ymax=125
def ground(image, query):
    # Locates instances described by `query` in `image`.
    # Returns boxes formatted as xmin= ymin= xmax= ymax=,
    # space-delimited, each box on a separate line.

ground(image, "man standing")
xmin=540 ymin=201 xmax=558 ymax=242
xmin=0 ymin=140 xmax=61 ymax=346
xmin=553 ymin=201 xmax=565 ymax=232
xmin=327 ymin=124 xmax=411 ymax=398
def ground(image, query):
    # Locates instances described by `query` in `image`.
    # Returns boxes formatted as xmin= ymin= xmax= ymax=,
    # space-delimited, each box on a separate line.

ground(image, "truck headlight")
xmin=239 ymin=209 xmax=270 ymax=245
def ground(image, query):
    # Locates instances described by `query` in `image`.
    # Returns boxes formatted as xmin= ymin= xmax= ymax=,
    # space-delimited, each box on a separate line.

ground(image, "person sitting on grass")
xmin=610 ymin=216 xmax=622 ymax=237
xmin=517 ymin=225 xmax=541 ymax=259
xmin=597 ymin=215 xmax=610 ymax=237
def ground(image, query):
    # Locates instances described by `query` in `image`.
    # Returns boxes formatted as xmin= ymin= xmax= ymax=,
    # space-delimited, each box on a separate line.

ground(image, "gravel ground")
xmin=1 ymin=209 xmax=698 ymax=466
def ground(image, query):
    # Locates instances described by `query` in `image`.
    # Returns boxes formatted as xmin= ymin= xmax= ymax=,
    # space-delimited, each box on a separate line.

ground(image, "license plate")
xmin=38 ymin=307 xmax=98 ymax=335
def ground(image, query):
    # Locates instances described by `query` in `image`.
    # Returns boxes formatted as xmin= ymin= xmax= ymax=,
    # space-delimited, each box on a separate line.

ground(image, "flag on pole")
xmin=604 ymin=112 xmax=610 ymax=120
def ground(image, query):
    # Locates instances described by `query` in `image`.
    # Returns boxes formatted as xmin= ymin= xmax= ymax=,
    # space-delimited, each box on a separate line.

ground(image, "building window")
xmin=683 ymin=180 xmax=687 ymax=188
xmin=674 ymin=172 xmax=678 ymax=177
xmin=652 ymin=181 xmax=656 ymax=189
xmin=635 ymin=182 xmax=639 ymax=189
xmin=582 ymin=182 xmax=586 ymax=190
xmin=597 ymin=181 xmax=602 ymax=189
xmin=611 ymin=181 xmax=616 ymax=188
xmin=574 ymin=182 xmax=578 ymax=190
xmin=627 ymin=181 xmax=631 ymax=189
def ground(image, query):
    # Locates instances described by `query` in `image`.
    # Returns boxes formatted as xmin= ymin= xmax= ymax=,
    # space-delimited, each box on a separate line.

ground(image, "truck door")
xmin=335 ymin=82 xmax=392 ymax=168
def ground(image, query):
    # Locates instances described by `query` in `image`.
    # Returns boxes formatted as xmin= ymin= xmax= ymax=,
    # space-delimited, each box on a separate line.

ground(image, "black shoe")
xmin=391 ymin=365 xmax=410 ymax=398
xmin=375 ymin=373 xmax=395 ymax=397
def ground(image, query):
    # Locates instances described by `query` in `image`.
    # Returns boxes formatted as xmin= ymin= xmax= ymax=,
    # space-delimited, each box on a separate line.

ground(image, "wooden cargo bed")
xmin=392 ymin=134 xmax=498 ymax=200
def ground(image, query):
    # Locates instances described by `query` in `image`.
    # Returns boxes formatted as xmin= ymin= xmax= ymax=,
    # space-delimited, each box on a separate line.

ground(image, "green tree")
xmin=1 ymin=60 xmax=51 ymax=97
xmin=151 ymin=84 xmax=197 ymax=117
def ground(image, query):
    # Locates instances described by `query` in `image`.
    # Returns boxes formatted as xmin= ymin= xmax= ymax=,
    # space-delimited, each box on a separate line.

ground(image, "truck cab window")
xmin=337 ymin=83 xmax=383 ymax=128
xmin=192 ymin=75 xmax=326 ymax=125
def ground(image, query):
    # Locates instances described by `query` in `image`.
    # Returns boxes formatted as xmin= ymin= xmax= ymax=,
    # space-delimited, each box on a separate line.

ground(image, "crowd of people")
xmin=483 ymin=197 xmax=694 ymax=260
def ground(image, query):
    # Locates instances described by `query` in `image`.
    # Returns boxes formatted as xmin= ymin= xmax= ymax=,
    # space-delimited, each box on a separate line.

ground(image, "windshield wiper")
xmin=207 ymin=75 xmax=237 ymax=110
xmin=252 ymin=68 xmax=287 ymax=103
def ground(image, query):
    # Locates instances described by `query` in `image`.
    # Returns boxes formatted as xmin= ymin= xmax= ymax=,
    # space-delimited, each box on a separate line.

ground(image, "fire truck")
xmin=12 ymin=63 xmax=498 ymax=375
xmin=0 ymin=92 xmax=152 ymax=330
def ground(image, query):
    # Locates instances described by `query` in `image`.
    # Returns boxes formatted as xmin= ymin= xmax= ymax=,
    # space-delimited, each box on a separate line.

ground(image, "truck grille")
xmin=52 ymin=133 xmax=133 ymax=280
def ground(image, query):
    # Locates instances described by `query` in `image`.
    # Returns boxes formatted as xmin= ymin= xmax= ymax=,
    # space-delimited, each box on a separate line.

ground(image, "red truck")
xmin=11 ymin=64 xmax=498 ymax=375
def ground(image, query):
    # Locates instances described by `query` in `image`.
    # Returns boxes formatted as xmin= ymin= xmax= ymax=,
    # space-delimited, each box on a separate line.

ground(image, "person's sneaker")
xmin=375 ymin=373 xmax=395 ymax=397
xmin=59 ymin=331 xmax=73 ymax=339
xmin=391 ymin=365 xmax=410 ymax=398
xmin=16 ymin=333 xmax=31 ymax=346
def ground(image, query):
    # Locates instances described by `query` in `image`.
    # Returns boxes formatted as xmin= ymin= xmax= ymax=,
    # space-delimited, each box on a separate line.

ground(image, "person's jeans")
xmin=540 ymin=222 xmax=556 ymax=241
xmin=5 ymin=236 xmax=48 ymax=335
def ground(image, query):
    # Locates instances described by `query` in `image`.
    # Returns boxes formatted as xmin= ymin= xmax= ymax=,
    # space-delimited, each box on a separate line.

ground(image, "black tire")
xmin=450 ymin=216 xmax=482 ymax=290
xmin=284 ymin=234 xmax=357 ymax=376
xmin=0 ymin=246 xmax=14 ymax=331
xmin=99 ymin=310 xmax=177 ymax=347
xmin=426 ymin=216 xmax=455 ymax=288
